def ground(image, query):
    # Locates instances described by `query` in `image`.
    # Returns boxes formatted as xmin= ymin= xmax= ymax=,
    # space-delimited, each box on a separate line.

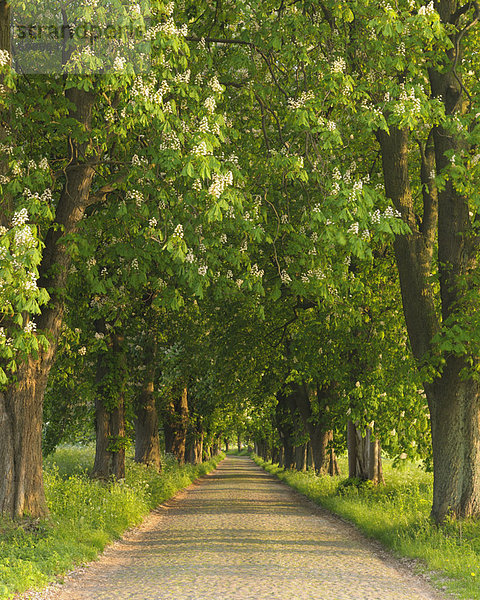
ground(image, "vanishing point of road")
xmin=26 ymin=455 xmax=447 ymax=600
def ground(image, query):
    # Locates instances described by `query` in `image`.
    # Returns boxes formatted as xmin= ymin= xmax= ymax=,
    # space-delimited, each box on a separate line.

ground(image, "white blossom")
xmin=204 ymin=96 xmax=216 ymax=114
xmin=208 ymin=171 xmax=233 ymax=199
xmin=24 ymin=321 xmax=37 ymax=334
xmin=331 ymin=57 xmax=346 ymax=74
xmin=12 ymin=208 xmax=29 ymax=227
xmin=0 ymin=49 xmax=10 ymax=67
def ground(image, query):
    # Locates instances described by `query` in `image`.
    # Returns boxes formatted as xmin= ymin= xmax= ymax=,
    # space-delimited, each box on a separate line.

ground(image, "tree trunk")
xmin=377 ymin=12 xmax=480 ymax=516
xmin=294 ymin=382 xmax=336 ymax=474
xmin=0 ymin=1 xmax=9 ymax=54
xmin=294 ymin=444 xmax=307 ymax=471
xmin=165 ymin=385 xmax=189 ymax=465
xmin=92 ymin=333 xmax=127 ymax=480
xmin=92 ymin=389 xmax=111 ymax=479
xmin=194 ymin=429 xmax=204 ymax=464
xmin=275 ymin=388 xmax=296 ymax=469
xmin=347 ymin=421 xmax=383 ymax=484
xmin=0 ymin=84 xmax=96 ymax=518
xmin=135 ymin=342 xmax=161 ymax=472
xmin=0 ymin=360 xmax=48 ymax=517
xmin=428 ymin=360 xmax=480 ymax=521
xmin=327 ymin=444 xmax=340 ymax=477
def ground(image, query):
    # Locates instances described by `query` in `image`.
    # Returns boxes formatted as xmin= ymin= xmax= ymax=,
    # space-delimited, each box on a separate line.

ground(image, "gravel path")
xmin=21 ymin=455 xmax=448 ymax=600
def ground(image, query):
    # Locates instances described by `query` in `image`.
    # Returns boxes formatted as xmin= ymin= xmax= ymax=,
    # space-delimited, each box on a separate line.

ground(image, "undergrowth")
xmin=253 ymin=455 xmax=480 ymax=600
xmin=0 ymin=446 xmax=224 ymax=600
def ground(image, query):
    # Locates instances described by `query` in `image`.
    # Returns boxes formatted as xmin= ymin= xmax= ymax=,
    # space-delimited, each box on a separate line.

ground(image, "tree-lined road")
xmin=32 ymin=456 xmax=446 ymax=600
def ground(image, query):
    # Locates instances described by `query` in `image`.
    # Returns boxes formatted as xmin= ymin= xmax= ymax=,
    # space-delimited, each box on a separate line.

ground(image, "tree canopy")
xmin=1 ymin=0 xmax=480 ymax=523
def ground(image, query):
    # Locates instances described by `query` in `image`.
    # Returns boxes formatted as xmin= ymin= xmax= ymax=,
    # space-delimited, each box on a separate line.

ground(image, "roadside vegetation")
xmin=253 ymin=455 xmax=480 ymax=600
xmin=0 ymin=446 xmax=224 ymax=600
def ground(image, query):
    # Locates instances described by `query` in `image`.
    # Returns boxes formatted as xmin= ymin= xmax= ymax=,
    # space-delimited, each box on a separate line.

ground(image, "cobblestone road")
xmin=30 ymin=456 xmax=447 ymax=600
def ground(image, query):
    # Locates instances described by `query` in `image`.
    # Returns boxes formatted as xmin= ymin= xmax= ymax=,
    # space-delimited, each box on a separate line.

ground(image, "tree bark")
xmin=92 ymin=333 xmax=127 ymax=480
xmin=347 ymin=421 xmax=383 ymax=484
xmin=275 ymin=388 xmax=296 ymax=469
xmin=294 ymin=382 xmax=336 ymax=474
xmin=135 ymin=378 xmax=161 ymax=471
xmin=294 ymin=443 xmax=307 ymax=471
xmin=164 ymin=385 xmax=189 ymax=465
xmin=0 ymin=84 xmax=96 ymax=518
xmin=377 ymin=7 xmax=480 ymax=516
xmin=135 ymin=341 xmax=161 ymax=472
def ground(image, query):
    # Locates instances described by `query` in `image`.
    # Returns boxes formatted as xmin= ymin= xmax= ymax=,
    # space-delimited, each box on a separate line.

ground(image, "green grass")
xmin=253 ymin=455 xmax=480 ymax=600
xmin=0 ymin=446 xmax=224 ymax=600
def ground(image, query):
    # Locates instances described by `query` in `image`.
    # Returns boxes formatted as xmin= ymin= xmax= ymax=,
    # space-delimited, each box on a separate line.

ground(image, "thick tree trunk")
xmin=0 ymin=84 xmax=96 ymax=517
xmin=92 ymin=333 xmax=127 ymax=480
xmin=135 ymin=379 xmax=161 ymax=471
xmin=135 ymin=341 xmax=161 ymax=472
xmin=164 ymin=385 xmax=189 ymax=465
xmin=327 ymin=443 xmax=340 ymax=477
xmin=0 ymin=1 xmax=9 ymax=53
xmin=294 ymin=382 xmax=336 ymax=474
xmin=0 ymin=360 xmax=49 ymax=517
xmin=378 ymin=12 xmax=480 ymax=517
xmin=93 ymin=390 xmax=111 ymax=479
xmin=428 ymin=360 xmax=480 ymax=521
xmin=294 ymin=444 xmax=307 ymax=471
xmin=186 ymin=419 xmax=204 ymax=465
xmin=194 ymin=430 xmax=204 ymax=464
xmin=347 ymin=421 xmax=383 ymax=484
xmin=275 ymin=388 xmax=296 ymax=469
xmin=110 ymin=397 xmax=126 ymax=480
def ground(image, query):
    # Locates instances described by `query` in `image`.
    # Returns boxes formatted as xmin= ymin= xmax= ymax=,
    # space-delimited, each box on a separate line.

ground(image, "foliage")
xmin=0 ymin=446 xmax=224 ymax=600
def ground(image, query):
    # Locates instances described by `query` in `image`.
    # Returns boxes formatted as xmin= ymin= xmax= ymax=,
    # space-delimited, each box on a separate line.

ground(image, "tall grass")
xmin=254 ymin=455 xmax=480 ymax=600
xmin=0 ymin=446 xmax=224 ymax=600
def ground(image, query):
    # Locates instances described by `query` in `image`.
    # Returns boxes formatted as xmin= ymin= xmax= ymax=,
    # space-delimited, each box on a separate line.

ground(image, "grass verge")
xmin=253 ymin=455 xmax=480 ymax=600
xmin=0 ymin=447 xmax=224 ymax=600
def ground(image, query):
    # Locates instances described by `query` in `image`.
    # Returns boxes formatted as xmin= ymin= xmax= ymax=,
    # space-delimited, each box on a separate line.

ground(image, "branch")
xmin=87 ymin=173 xmax=127 ymax=206
xmin=185 ymin=35 xmax=253 ymax=47
xmin=451 ymin=1 xmax=480 ymax=104
xmin=254 ymin=91 xmax=271 ymax=152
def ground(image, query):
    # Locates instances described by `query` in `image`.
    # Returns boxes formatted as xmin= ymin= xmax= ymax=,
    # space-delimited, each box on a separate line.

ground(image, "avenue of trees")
xmin=1 ymin=0 xmax=480 ymax=524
